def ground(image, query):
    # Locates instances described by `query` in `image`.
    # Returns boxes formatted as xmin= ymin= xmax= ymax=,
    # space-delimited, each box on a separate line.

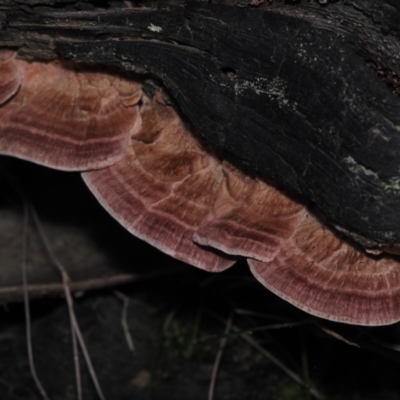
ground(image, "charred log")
xmin=2 ymin=0 xmax=400 ymax=249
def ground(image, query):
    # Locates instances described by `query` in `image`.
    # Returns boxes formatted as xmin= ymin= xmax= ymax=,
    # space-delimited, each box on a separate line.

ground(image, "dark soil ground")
xmin=2 ymin=157 xmax=400 ymax=400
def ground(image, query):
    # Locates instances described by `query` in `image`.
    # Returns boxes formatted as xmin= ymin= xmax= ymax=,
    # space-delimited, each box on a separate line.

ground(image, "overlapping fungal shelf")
xmin=2 ymin=49 xmax=400 ymax=326
xmin=0 ymin=53 xmax=142 ymax=170
xmin=83 ymin=94 xmax=236 ymax=271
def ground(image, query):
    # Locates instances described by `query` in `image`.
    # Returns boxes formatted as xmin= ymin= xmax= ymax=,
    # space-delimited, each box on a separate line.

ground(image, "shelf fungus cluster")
xmin=2 ymin=49 xmax=400 ymax=326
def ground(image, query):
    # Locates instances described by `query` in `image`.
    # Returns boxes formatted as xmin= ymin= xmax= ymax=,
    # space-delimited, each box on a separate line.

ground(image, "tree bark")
xmin=2 ymin=0 xmax=400 ymax=248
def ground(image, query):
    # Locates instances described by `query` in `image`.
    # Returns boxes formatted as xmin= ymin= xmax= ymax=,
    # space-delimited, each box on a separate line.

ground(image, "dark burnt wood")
xmin=2 ymin=0 xmax=400 ymax=248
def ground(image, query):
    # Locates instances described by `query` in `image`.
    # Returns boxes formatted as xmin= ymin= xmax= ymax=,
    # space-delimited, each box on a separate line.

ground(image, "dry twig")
xmin=207 ymin=310 xmax=324 ymax=400
xmin=31 ymin=207 xmax=106 ymax=400
xmin=208 ymin=312 xmax=233 ymax=400
xmin=21 ymin=203 xmax=50 ymax=400
xmin=317 ymin=325 xmax=359 ymax=348
xmin=114 ymin=290 xmax=136 ymax=355
xmin=0 ymin=273 xmax=139 ymax=301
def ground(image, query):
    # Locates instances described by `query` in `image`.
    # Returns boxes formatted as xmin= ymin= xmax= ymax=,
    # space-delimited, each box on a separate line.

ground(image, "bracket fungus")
xmin=2 ymin=49 xmax=400 ymax=326
xmin=0 ymin=53 xmax=142 ymax=171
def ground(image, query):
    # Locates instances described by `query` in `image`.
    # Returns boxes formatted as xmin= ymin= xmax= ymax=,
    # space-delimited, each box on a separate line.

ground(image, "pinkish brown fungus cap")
xmin=0 ymin=56 xmax=142 ymax=170
xmin=249 ymin=212 xmax=400 ymax=326
xmin=83 ymin=92 xmax=237 ymax=271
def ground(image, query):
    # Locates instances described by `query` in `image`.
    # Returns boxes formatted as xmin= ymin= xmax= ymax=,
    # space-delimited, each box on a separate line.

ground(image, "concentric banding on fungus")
xmin=0 ymin=59 xmax=142 ymax=170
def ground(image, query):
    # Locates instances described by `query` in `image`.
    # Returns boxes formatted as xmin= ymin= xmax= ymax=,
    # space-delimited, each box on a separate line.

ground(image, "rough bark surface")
xmin=2 ymin=0 xmax=400 ymax=248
